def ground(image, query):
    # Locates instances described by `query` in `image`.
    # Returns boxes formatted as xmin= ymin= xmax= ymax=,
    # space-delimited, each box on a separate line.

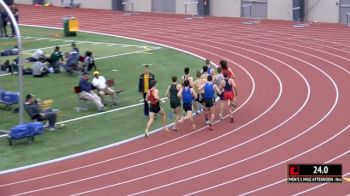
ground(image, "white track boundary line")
xmin=0 ymin=24 xmax=255 ymax=176
xmin=184 ymin=125 xmax=348 ymax=196
xmin=4 ymin=17 xmax=340 ymax=194
xmin=130 ymin=28 xmax=341 ymax=196
xmin=52 ymin=39 xmax=286 ymax=196
xmin=177 ymin=36 xmax=340 ymax=196
xmin=239 ymin=149 xmax=350 ymax=196
xmin=66 ymin=26 xmax=343 ymax=195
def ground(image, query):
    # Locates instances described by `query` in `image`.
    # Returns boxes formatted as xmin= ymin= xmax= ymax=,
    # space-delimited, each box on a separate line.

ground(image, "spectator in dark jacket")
xmin=79 ymin=73 xmax=104 ymax=112
xmin=24 ymin=94 xmax=57 ymax=131
xmin=138 ymin=64 xmax=155 ymax=117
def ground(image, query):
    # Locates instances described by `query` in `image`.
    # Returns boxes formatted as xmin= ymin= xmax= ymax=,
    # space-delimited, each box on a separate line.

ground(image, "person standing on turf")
xmin=138 ymin=64 xmax=155 ymax=117
xmin=221 ymin=72 xmax=238 ymax=123
xmin=178 ymin=79 xmax=197 ymax=130
xmin=165 ymin=76 xmax=182 ymax=131
xmin=201 ymin=75 xmax=221 ymax=130
xmin=145 ymin=80 xmax=169 ymax=137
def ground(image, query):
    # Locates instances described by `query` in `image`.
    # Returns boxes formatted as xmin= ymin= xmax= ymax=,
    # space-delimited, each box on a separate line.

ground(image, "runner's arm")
xmin=165 ymin=85 xmax=171 ymax=98
xmin=177 ymin=87 xmax=183 ymax=98
xmin=191 ymin=88 xmax=198 ymax=100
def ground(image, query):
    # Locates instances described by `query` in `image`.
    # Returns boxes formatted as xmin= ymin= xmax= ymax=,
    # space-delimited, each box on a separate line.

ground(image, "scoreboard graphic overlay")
xmin=288 ymin=164 xmax=342 ymax=183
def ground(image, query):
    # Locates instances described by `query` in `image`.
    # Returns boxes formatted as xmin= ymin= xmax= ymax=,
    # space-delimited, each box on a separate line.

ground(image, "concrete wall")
xmin=306 ymin=0 xmax=339 ymax=23
xmin=210 ymin=0 xmax=240 ymax=17
xmin=268 ymin=0 xmax=292 ymax=20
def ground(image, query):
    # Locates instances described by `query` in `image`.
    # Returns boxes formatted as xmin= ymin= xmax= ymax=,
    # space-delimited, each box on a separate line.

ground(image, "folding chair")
xmin=73 ymin=86 xmax=88 ymax=112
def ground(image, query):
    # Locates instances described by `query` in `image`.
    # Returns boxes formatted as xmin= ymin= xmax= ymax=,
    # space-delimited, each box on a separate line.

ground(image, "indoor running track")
xmin=0 ymin=5 xmax=349 ymax=196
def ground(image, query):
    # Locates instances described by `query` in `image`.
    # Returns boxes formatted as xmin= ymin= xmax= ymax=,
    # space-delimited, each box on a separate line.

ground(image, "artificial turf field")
xmin=0 ymin=26 xmax=203 ymax=171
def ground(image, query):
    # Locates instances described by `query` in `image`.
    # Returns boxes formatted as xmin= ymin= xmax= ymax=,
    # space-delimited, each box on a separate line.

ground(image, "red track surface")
xmin=0 ymin=5 xmax=349 ymax=195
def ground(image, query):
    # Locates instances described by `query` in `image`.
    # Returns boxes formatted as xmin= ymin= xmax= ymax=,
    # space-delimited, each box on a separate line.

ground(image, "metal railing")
xmin=0 ymin=0 xmax=24 ymax=124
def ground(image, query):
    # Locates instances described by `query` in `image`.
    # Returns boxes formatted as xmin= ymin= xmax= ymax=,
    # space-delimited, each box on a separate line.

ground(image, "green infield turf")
xmin=0 ymin=26 xmax=205 ymax=171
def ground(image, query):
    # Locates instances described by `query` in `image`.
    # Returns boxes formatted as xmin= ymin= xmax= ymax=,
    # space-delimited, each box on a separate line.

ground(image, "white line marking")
xmin=46 ymin=37 xmax=284 ymax=196
xmin=0 ymin=25 xmax=255 ymax=177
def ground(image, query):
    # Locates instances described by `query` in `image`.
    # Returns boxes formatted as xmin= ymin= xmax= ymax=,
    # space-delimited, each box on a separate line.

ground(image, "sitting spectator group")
xmin=21 ymin=42 xmax=98 ymax=77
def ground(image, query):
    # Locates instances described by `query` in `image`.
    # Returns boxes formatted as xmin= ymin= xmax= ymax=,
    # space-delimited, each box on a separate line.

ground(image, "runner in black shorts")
xmin=145 ymin=80 xmax=169 ymax=137
xmin=200 ymin=75 xmax=221 ymax=130
xmin=178 ymin=79 xmax=197 ymax=130
xmin=165 ymin=76 xmax=182 ymax=131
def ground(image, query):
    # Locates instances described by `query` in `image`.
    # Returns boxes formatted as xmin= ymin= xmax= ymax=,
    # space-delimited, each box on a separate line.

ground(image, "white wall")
xmin=268 ymin=0 xmax=292 ymax=20
xmin=306 ymin=0 xmax=339 ymax=23
xmin=211 ymin=0 xmax=240 ymax=17
xmin=15 ymin=0 xmax=32 ymax=4
xmin=133 ymin=0 xmax=152 ymax=12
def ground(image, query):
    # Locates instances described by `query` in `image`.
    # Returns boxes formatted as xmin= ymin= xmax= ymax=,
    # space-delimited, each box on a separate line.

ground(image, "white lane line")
xmin=130 ymin=28 xmax=341 ymax=195
xmin=180 ymin=42 xmax=340 ymax=196
xmin=239 ymin=149 xmax=350 ymax=196
xmin=65 ymin=42 xmax=285 ymax=196
xmin=96 ymin=27 xmax=342 ymax=195
xmin=14 ymin=18 xmax=344 ymax=194
xmin=0 ymin=25 xmax=255 ymax=178
xmin=184 ymin=126 xmax=348 ymax=196
xmin=127 ymin=45 xmax=312 ymax=196
xmin=0 ymin=27 xmax=256 ymax=193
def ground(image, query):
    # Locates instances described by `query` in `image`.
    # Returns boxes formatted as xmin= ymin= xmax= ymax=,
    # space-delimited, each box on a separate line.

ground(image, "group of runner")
xmin=144 ymin=59 xmax=238 ymax=138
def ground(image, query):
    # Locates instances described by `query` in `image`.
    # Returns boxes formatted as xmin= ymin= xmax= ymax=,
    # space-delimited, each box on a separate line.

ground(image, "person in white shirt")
xmin=91 ymin=71 xmax=117 ymax=106
xmin=30 ymin=49 xmax=45 ymax=62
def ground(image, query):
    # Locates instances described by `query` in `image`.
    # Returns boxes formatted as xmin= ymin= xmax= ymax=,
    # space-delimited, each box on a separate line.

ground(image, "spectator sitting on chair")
xmin=91 ymin=71 xmax=117 ymax=106
xmin=63 ymin=45 xmax=80 ymax=73
xmin=32 ymin=57 xmax=49 ymax=77
xmin=79 ymin=72 xmax=105 ymax=112
xmin=24 ymin=94 xmax=57 ymax=131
